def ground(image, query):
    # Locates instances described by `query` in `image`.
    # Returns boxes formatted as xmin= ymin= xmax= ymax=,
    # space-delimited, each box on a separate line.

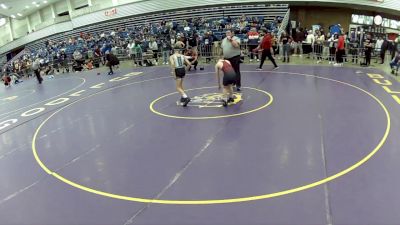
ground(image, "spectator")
xmin=247 ymin=28 xmax=260 ymax=62
xmin=380 ymin=37 xmax=389 ymax=64
xmin=149 ymin=37 xmax=159 ymax=65
xmin=390 ymin=51 xmax=400 ymax=74
xmin=161 ymin=39 xmax=171 ymax=65
xmin=271 ymin=33 xmax=279 ymax=58
xmin=203 ymin=32 xmax=213 ymax=63
xmin=375 ymin=36 xmax=384 ymax=63
xmin=315 ymin=30 xmax=325 ymax=64
xmin=127 ymin=40 xmax=135 ymax=60
xmin=133 ymin=41 xmax=143 ymax=66
xmin=280 ymin=31 xmax=292 ymax=63
xmin=304 ymin=30 xmax=315 ymax=58
xmin=334 ymin=33 xmax=345 ymax=67
xmin=86 ymin=59 xmax=94 ymax=70
xmin=293 ymin=28 xmax=305 ymax=56
xmin=364 ymin=34 xmax=373 ymax=67
xmin=2 ymin=74 xmax=11 ymax=87
xmin=73 ymin=50 xmax=84 ymax=71
xmin=328 ymin=33 xmax=338 ymax=64
xmin=393 ymin=36 xmax=400 ymax=60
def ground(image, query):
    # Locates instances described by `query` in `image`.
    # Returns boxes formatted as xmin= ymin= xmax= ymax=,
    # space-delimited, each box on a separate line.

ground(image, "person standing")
xmin=380 ymin=37 xmax=389 ymax=64
xmin=334 ymin=33 xmax=345 ymax=67
xmin=315 ymin=31 xmax=325 ymax=63
xmin=127 ymin=40 xmax=135 ymax=60
xmin=149 ymin=37 xmax=159 ymax=65
xmin=392 ymin=37 xmax=400 ymax=60
xmin=161 ymin=39 xmax=171 ymax=65
xmin=215 ymin=59 xmax=236 ymax=107
xmin=32 ymin=58 xmax=43 ymax=84
xmin=256 ymin=31 xmax=279 ymax=70
xmin=280 ymin=31 xmax=292 ymax=63
xmin=328 ymin=33 xmax=338 ymax=64
xmin=169 ymin=45 xmax=192 ymax=107
xmin=293 ymin=28 xmax=304 ymax=56
xmin=247 ymin=28 xmax=260 ymax=62
xmin=375 ymin=36 xmax=384 ymax=64
xmin=364 ymin=34 xmax=373 ymax=67
xmin=304 ymin=30 xmax=315 ymax=58
xmin=221 ymin=30 xmax=242 ymax=91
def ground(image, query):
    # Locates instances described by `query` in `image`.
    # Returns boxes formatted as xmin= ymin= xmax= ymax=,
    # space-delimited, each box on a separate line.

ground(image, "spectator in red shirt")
xmin=335 ymin=34 xmax=346 ymax=66
xmin=255 ymin=31 xmax=278 ymax=70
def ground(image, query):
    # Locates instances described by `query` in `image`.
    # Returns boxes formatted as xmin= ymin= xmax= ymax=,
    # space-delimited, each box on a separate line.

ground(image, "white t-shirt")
xmin=306 ymin=34 xmax=315 ymax=44
xmin=375 ymin=39 xmax=384 ymax=50
xmin=149 ymin=41 xmax=158 ymax=51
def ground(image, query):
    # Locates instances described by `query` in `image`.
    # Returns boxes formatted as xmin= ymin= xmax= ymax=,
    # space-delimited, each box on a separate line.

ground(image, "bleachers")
xmin=26 ymin=4 xmax=288 ymax=52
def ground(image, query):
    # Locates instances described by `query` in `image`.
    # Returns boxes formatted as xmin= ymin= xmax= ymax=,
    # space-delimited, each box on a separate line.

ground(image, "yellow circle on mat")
xmin=150 ymin=86 xmax=273 ymax=120
xmin=32 ymin=72 xmax=391 ymax=205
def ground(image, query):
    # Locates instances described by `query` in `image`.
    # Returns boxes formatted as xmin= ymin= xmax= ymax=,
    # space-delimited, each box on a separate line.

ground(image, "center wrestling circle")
xmin=150 ymin=86 xmax=274 ymax=119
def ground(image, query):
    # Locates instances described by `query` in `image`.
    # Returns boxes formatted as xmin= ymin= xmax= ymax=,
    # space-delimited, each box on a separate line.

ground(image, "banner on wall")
xmin=105 ymin=8 xmax=117 ymax=17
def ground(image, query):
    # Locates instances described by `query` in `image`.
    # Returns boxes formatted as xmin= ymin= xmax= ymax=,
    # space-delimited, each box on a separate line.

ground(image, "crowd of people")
xmin=2 ymin=13 xmax=400 ymax=87
xmin=2 ymin=14 xmax=280 ymax=84
xmin=288 ymin=27 xmax=400 ymax=68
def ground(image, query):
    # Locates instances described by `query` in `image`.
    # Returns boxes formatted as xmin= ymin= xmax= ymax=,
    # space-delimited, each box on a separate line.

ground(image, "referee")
xmin=221 ymin=30 xmax=242 ymax=91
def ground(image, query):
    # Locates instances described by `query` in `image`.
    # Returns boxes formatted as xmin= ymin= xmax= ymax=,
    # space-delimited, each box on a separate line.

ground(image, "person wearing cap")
xmin=255 ymin=30 xmax=279 ymax=70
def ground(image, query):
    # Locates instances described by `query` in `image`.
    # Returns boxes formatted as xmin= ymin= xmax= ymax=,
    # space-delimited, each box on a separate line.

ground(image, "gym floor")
xmin=0 ymin=62 xmax=400 ymax=225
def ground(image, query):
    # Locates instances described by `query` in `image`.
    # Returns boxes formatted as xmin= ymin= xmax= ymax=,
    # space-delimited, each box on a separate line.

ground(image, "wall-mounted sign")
xmin=374 ymin=15 xmax=383 ymax=26
xmin=351 ymin=14 xmax=373 ymax=25
xmin=105 ymin=8 xmax=117 ymax=17
xmin=352 ymin=14 xmax=400 ymax=30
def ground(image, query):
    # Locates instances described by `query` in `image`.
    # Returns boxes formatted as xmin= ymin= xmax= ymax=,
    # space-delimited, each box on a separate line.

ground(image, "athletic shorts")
xmin=223 ymin=71 xmax=236 ymax=86
xmin=175 ymin=67 xmax=186 ymax=79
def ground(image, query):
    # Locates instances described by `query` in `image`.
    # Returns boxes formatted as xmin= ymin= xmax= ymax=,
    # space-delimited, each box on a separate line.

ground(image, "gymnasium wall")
xmin=54 ymin=1 xmax=69 ymax=15
xmin=0 ymin=19 xmax=12 ymax=47
xmin=0 ymin=0 xmax=399 ymax=54
xmin=40 ymin=5 xmax=54 ymax=22
xmin=11 ymin=18 xmax=29 ymax=39
xmin=290 ymin=6 xmax=400 ymax=32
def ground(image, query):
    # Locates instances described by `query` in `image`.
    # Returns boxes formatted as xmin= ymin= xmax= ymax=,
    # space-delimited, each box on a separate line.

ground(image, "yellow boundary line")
xmin=150 ymin=86 xmax=273 ymax=119
xmin=32 ymin=72 xmax=391 ymax=205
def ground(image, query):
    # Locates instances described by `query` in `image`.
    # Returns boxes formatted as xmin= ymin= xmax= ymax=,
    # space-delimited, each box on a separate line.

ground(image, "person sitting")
xmin=85 ymin=59 xmax=93 ymax=70
xmin=390 ymin=51 xmax=400 ymax=75
xmin=10 ymin=73 xmax=23 ymax=84
xmin=2 ymin=74 xmax=11 ymax=87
